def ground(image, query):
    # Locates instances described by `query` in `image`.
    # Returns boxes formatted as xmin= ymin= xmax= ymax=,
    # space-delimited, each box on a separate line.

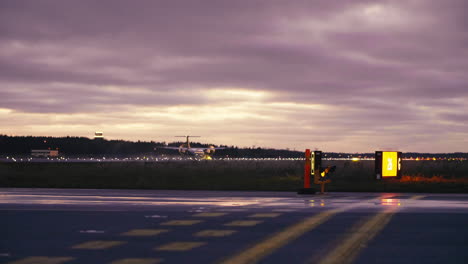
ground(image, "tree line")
xmin=0 ymin=135 xmax=304 ymax=158
xmin=1 ymin=135 xmax=466 ymax=159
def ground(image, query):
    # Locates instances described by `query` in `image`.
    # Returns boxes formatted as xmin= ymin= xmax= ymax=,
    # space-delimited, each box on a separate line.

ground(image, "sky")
xmin=1 ymin=0 xmax=467 ymax=152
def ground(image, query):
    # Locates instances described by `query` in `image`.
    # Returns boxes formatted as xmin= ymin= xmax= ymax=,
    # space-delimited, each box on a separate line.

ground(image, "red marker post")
xmin=304 ymin=149 xmax=311 ymax=188
xmin=298 ymin=149 xmax=315 ymax=194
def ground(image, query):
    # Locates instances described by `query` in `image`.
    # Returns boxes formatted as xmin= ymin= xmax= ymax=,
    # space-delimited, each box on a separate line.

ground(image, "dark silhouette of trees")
xmin=0 ymin=135 xmax=305 ymax=157
xmin=0 ymin=135 xmax=466 ymax=159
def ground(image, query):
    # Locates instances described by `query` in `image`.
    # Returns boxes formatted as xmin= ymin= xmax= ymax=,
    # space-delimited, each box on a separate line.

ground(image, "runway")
xmin=1 ymin=189 xmax=467 ymax=264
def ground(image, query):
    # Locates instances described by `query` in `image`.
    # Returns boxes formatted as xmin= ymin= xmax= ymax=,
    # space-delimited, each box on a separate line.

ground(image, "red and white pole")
xmin=304 ymin=149 xmax=311 ymax=189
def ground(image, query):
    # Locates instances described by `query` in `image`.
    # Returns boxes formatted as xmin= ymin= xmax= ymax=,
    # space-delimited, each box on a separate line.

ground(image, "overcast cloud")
xmin=1 ymin=0 xmax=467 ymax=152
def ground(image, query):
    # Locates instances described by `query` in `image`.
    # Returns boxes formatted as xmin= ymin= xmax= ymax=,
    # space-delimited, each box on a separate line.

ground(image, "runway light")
xmin=352 ymin=157 xmax=360 ymax=162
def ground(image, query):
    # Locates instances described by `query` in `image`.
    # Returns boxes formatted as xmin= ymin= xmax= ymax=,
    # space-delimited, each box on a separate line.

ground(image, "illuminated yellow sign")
xmin=382 ymin=152 xmax=398 ymax=177
xmin=311 ymin=152 xmax=315 ymax=174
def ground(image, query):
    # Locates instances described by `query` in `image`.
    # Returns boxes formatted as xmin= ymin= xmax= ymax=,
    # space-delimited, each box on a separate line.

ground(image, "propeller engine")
xmin=178 ymin=144 xmax=188 ymax=155
xmin=204 ymin=145 xmax=216 ymax=155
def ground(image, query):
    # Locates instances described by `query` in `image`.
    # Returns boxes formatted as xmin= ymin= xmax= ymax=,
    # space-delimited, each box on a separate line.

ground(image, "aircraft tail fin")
xmin=175 ymin=135 xmax=200 ymax=148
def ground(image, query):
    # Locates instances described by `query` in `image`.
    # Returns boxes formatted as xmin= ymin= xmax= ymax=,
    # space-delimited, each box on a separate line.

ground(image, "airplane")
xmin=161 ymin=136 xmax=224 ymax=160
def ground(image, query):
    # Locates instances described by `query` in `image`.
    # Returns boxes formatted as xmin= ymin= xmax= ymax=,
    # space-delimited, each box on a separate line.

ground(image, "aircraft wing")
xmin=159 ymin=146 xmax=182 ymax=150
xmin=191 ymin=147 xmax=226 ymax=151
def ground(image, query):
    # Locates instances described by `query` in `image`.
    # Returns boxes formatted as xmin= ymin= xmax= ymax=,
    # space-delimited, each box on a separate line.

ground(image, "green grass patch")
xmin=1 ymin=160 xmax=467 ymax=193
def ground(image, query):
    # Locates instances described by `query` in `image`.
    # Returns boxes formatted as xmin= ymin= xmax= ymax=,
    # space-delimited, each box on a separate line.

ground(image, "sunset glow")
xmin=1 ymin=1 xmax=467 ymax=152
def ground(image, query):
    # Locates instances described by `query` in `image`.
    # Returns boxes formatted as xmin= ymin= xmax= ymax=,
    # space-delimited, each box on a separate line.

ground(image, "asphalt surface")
xmin=1 ymin=188 xmax=467 ymax=264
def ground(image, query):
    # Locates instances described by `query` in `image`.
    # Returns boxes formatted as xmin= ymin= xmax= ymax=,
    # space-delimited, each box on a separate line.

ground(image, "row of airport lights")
xmin=1 ymin=156 xmax=466 ymax=162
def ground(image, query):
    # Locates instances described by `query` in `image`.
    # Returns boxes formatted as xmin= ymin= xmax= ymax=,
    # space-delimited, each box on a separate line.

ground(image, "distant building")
xmin=31 ymin=149 xmax=59 ymax=157
xmin=94 ymin=131 xmax=104 ymax=139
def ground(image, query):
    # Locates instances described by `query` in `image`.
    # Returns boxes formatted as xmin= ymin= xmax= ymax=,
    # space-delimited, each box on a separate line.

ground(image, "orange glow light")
xmin=381 ymin=198 xmax=400 ymax=206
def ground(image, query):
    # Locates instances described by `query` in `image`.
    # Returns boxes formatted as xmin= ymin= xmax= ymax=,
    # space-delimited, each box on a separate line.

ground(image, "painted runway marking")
xmin=317 ymin=208 xmax=396 ymax=264
xmin=194 ymin=230 xmax=237 ymax=237
xmin=248 ymin=213 xmax=281 ymax=218
xmin=193 ymin=212 xmax=227 ymax=217
xmin=72 ymin=240 xmax=126 ymax=249
xmin=121 ymin=229 xmax=169 ymax=236
xmin=110 ymin=258 xmax=163 ymax=264
xmin=219 ymin=209 xmax=340 ymax=264
xmin=224 ymin=220 xmax=263 ymax=227
xmin=317 ymin=194 xmax=427 ymax=264
xmin=156 ymin=242 xmax=206 ymax=251
xmin=79 ymin=230 xmax=105 ymax=234
xmin=160 ymin=220 xmax=203 ymax=226
xmin=144 ymin=215 xmax=168 ymax=219
xmin=7 ymin=256 xmax=74 ymax=264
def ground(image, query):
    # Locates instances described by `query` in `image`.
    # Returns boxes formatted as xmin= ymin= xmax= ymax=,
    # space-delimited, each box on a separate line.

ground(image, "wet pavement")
xmin=1 ymin=189 xmax=467 ymax=264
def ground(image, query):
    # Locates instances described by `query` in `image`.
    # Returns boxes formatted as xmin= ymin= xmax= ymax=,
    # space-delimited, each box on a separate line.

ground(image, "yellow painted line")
xmin=160 ymin=220 xmax=203 ymax=226
xmin=193 ymin=212 xmax=227 ymax=217
xmin=110 ymin=258 xmax=163 ymax=264
xmin=317 ymin=195 xmax=425 ymax=264
xmin=224 ymin=220 xmax=263 ymax=227
xmin=194 ymin=229 xmax=237 ymax=237
xmin=156 ymin=242 xmax=206 ymax=251
xmin=7 ymin=257 xmax=74 ymax=264
xmin=220 ymin=209 xmax=340 ymax=264
xmin=318 ymin=208 xmax=396 ymax=264
xmin=121 ymin=229 xmax=169 ymax=236
xmin=248 ymin=213 xmax=281 ymax=218
xmin=72 ymin=240 xmax=126 ymax=250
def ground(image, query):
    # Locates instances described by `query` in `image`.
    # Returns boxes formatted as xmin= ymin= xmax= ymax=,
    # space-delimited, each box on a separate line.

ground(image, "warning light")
xmin=375 ymin=151 xmax=402 ymax=179
xmin=299 ymin=150 xmax=335 ymax=195
xmin=319 ymin=165 xmax=336 ymax=181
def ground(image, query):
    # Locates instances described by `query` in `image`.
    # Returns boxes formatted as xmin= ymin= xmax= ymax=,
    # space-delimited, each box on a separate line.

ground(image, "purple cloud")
xmin=0 ymin=0 xmax=467 ymax=152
